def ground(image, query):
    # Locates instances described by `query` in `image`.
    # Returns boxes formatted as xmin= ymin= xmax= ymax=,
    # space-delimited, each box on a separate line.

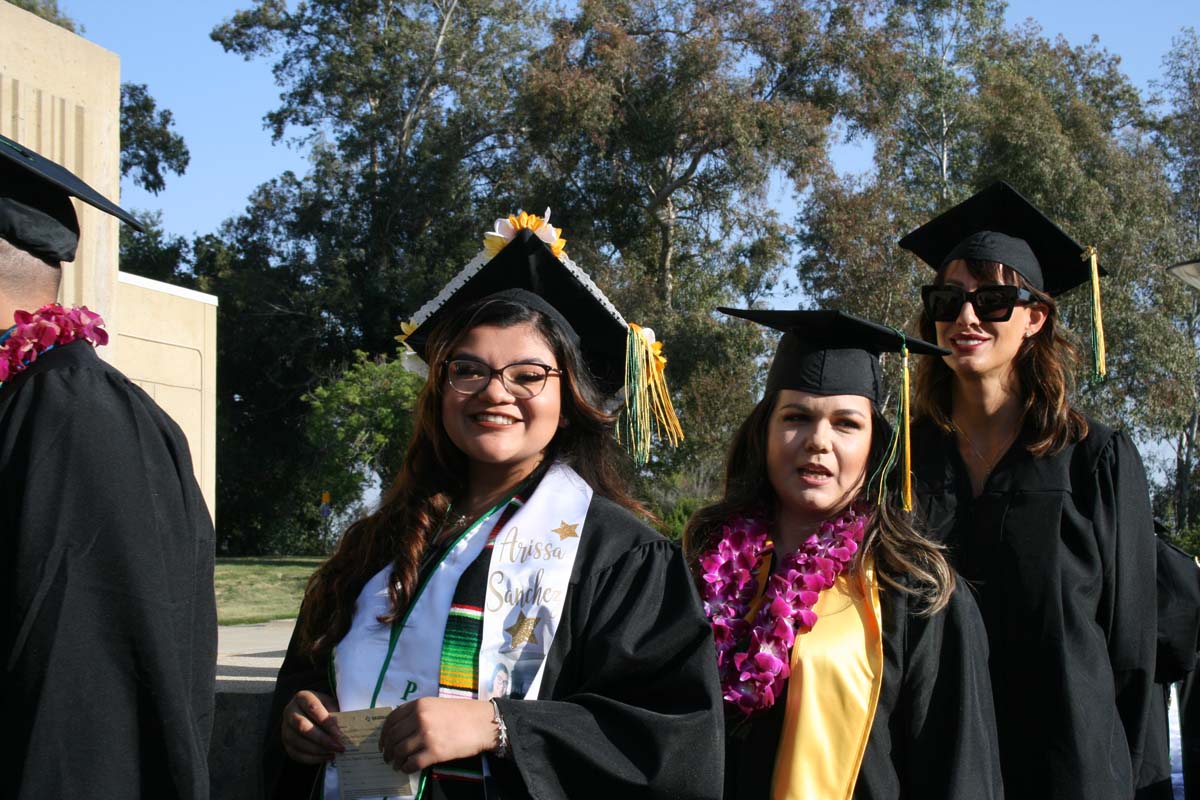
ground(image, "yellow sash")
xmin=769 ymin=557 xmax=884 ymax=800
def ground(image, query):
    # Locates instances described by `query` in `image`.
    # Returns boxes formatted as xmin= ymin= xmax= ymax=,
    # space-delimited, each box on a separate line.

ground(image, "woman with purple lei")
xmin=685 ymin=309 xmax=1002 ymax=799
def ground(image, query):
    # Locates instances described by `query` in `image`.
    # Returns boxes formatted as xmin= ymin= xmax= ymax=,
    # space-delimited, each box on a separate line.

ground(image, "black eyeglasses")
xmin=443 ymin=359 xmax=563 ymax=399
xmin=920 ymin=284 xmax=1034 ymax=322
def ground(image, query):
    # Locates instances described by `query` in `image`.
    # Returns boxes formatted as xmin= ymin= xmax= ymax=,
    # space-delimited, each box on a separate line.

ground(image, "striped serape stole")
xmin=430 ymin=496 xmax=525 ymax=789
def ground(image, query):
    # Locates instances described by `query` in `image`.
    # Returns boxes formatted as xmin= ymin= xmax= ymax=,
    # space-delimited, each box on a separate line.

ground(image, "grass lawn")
xmin=215 ymin=556 xmax=324 ymax=626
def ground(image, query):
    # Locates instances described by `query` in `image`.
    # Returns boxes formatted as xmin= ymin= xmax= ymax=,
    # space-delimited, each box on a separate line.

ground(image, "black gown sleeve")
xmin=1089 ymin=432 xmax=1158 ymax=791
xmin=2 ymin=362 xmax=217 ymax=800
xmin=263 ymin=621 xmax=332 ymax=800
xmin=856 ymin=582 xmax=1003 ymax=800
xmin=1153 ymin=537 xmax=1200 ymax=685
xmin=494 ymin=539 xmax=724 ymax=800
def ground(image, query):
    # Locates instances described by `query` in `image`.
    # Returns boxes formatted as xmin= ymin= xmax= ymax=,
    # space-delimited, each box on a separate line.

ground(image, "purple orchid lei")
xmin=699 ymin=507 xmax=868 ymax=716
xmin=0 ymin=303 xmax=108 ymax=386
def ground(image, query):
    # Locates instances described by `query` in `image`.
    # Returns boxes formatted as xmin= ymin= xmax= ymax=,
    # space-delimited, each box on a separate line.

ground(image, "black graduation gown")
xmin=912 ymin=417 xmax=1157 ymax=800
xmin=724 ymin=580 xmax=1003 ymax=799
xmin=264 ymin=494 xmax=725 ymax=800
xmin=1182 ymin=667 xmax=1200 ymax=799
xmin=0 ymin=340 xmax=217 ymax=799
xmin=1140 ymin=536 xmax=1200 ymax=799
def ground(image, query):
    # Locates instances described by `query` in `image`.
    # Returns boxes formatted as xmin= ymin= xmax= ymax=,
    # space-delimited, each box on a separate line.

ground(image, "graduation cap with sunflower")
xmin=399 ymin=209 xmax=683 ymax=465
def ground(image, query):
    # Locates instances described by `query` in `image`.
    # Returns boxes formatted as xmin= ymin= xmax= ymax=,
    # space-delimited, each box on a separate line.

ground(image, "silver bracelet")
xmin=489 ymin=698 xmax=510 ymax=759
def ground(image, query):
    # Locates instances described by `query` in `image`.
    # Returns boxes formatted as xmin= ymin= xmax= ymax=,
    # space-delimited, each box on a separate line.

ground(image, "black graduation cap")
xmin=0 ymin=132 xmax=144 ymax=264
xmin=717 ymin=308 xmax=947 ymax=405
xmin=400 ymin=210 xmax=682 ymax=463
xmin=403 ymin=227 xmax=630 ymax=393
xmin=898 ymin=180 xmax=1102 ymax=297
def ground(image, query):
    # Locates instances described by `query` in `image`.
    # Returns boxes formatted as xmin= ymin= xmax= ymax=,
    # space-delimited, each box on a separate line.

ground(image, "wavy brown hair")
xmin=683 ymin=392 xmax=955 ymax=614
xmin=914 ymin=260 xmax=1088 ymax=457
xmin=296 ymin=296 xmax=649 ymax=658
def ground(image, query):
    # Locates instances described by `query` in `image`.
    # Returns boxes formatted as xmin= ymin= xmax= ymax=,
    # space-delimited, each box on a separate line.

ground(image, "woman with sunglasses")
xmin=901 ymin=182 xmax=1158 ymax=800
xmin=687 ymin=309 xmax=1002 ymax=799
xmin=262 ymin=216 xmax=723 ymax=800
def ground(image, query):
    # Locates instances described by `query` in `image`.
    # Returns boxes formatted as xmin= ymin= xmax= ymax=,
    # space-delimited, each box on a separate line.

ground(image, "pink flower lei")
xmin=0 ymin=303 xmax=108 ymax=386
xmin=699 ymin=507 xmax=868 ymax=716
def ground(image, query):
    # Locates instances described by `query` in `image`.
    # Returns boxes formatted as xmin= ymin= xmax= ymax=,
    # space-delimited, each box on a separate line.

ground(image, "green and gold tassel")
xmin=619 ymin=323 xmax=684 ymax=466
xmin=1082 ymin=245 xmax=1107 ymax=380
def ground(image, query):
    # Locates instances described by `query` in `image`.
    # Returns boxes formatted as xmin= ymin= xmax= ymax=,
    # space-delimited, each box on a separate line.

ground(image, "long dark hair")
xmin=914 ymin=260 xmax=1088 ymax=457
xmin=683 ymin=392 xmax=954 ymax=614
xmin=297 ymin=296 xmax=648 ymax=657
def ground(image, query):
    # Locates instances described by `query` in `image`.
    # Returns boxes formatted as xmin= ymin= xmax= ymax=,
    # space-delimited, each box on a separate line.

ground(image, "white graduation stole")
xmin=477 ymin=462 xmax=591 ymax=702
xmin=327 ymin=462 xmax=591 ymax=800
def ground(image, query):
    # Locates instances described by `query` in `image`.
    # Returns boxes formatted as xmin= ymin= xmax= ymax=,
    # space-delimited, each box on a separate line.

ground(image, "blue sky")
xmin=56 ymin=0 xmax=1198 ymax=240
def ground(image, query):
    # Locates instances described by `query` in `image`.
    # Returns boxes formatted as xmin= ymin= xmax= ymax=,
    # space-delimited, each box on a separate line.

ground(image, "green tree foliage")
xmin=876 ymin=0 xmax=1005 ymax=200
xmin=507 ymin=0 xmax=863 ymax=509
xmin=9 ymin=0 xmax=79 ymax=31
xmin=204 ymin=0 xmax=551 ymax=550
xmin=212 ymin=0 xmax=543 ymax=352
xmin=304 ymin=349 xmax=425 ymax=521
xmin=188 ymin=177 xmax=362 ymax=554
xmin=1158 ymin=27 xmax=1200 ymax=252
xmin=119 ymin=210 xmax=190 ymax=283
xmin=120 ymin=83 xmax=190 ymax=195
xmin=1155 ymin=28 xmax=1200 ymax=533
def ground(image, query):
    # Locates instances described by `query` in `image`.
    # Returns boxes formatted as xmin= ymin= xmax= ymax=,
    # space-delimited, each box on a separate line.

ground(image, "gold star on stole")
xmin=553 ymin=521 xmax=579 ymax=541
xmin=505 ymin=611 xmax=540 ymax=647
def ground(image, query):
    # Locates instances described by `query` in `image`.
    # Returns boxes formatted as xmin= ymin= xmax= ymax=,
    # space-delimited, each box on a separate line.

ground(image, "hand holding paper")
xmin=331 ymin=707 xmax=419 ymax=800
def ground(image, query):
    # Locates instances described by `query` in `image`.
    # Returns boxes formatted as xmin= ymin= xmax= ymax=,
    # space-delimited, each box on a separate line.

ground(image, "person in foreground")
xmin=685 ymin=308 xmax=1002 ymax=800
xmin=900 ymin=181 xmax=1159 ymax=799
xmin=264 ymin=212 xmax=723 ymax=799
xmin=0 ymin=136 xmax=217 ymax=798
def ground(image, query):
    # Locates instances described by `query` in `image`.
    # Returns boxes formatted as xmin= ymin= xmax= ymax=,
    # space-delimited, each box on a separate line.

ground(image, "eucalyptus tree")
xmin=204 ymin=0 xmax=553 ymax=549
xmin=506 ymin=0 xmax=865 ymax=508
xmin=1157 ymin=28 xmax=1200 ymax=531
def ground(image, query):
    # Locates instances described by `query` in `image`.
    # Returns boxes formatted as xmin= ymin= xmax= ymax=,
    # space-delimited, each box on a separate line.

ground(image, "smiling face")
xmin=934 ymin=260 xmax=1047 ymax=385
xmin=440 ymin=322 xmax=563 ymax=481
xmin=766 ymin=389 xmax=873 ymax=529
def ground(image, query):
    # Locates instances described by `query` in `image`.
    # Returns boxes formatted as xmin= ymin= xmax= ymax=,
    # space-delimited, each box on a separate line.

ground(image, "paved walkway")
xmin=216 ymin=618 xmax=295 ymax=694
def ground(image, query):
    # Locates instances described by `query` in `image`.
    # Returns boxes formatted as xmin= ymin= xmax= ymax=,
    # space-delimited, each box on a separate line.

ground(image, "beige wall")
xmin=1 ymin=3 xmax=218 ymax=519
xmin=0 ymin=1 xmax=121 ymax=315
xmin=114 ymin=273 xmax=218 ymax=516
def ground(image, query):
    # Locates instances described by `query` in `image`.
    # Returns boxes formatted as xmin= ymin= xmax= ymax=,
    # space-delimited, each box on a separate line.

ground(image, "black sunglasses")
xmin=921 ymin=284 xmax=1034 ymax=323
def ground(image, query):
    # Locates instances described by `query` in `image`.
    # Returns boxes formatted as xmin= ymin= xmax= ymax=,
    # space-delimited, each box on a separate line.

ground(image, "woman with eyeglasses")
xmin=901 ymin=182 xmax=1158 ymax=800
xmin=262 ymin=217 xmax=723 ymax=800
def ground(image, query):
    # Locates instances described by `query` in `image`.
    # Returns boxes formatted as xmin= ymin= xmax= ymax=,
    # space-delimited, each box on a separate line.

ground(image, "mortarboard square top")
xmin=402 ymin=219 xmax=630 ymax=395
xmin=898 ymin=180 xmax=1102 ymax=296
xmin=0 ymin=133 xmax=143 ymax=264
xmin=718 ymin=308 xmax=947 ymax=405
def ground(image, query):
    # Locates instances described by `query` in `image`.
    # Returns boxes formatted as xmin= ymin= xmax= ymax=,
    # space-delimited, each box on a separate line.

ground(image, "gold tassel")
xmin=1082 ymin=245 xmax=1107 ymax=380
xmin=900 ymin=345 xmax=913 ymax=512
xmin=621 ymin=324 xmax=684 ymax=465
